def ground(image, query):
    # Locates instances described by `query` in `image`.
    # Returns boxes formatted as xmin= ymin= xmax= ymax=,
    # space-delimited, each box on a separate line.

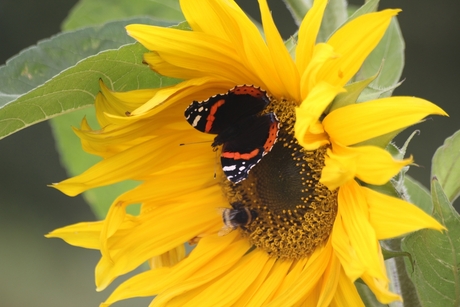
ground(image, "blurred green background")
xmin=0 ymin=0 xmax=458 ymax=306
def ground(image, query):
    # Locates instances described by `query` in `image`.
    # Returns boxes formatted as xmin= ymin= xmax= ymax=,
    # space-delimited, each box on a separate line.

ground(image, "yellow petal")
xmin=316 ymin=254 xmax=341 ymax=307
xmin=102 ymin=233 xmax=249 ymax=305
xmin=52 ymin=129 xmax=216 ymax=196
xmin=214 ymin=2 xmax=287 ymax=97
xmin=150 ymin=236 xmax=251 ymax=306
xmin=361 ymin=273 xmax=402 ymax=304
xmin=363 ymin=186 xmax=445 ymax=239
xmin=92 ymin=139 xmax=224 ymax=260
xmin=130 ymin=77 xmax=234 ymax=116
xmin=296 ymin=0 xmax=328 ymax=74
xmin=96 ymin=186 xmax=224 ymax=290
xmin=296 ymin=120 xmax=329 ymax=151
xmin=206 ymin=1 xmax=288 ymax=97
xmin=271 ymin=258 xmax=308 ymax=298
xmin=319 ymin=9 xmax=400 ymax=87
xmin=98 ymin=163 xmax=226 ymax=258
xmin=330 ymin=269 xmax=365 ymax=307
xmin=51 ymin=138 xmax=169 ymax=196
xmin=323 ymin=97 xmax=448 ymax=146
xmin=143 ymin=51 xmax=205 ymax=80
xmin=295 ymin=82 xmax=345 ymax=150
xmin=337 ymin=181 xmax=387 ymax=280
xmin=139 ymin=0 xmax=288 ymax=98
xmin=180 ymin=0 xmax=236 ymax=39
xmin=100 ymin=267 xmax=171 ymax=307
xmin=232 ymin=256 xmax=277 ymax=306
xmin=300 ymin=43 xmax=338 ymax=98
xmin=352 ymin=146 xmax=412 ymax=185
xmin=118 ymin=163 xmax=222 ymax=206
xmin=99 ymin=199 xmax=128 ymax=260
xmin=181 ymin=250 xmax=271 ymax=307
xmin=267 ymin=243 xmax=332 ymax=306
xmin=320 ymin=148 xmax=356 ymax=190
xmin=102 ymin=81 xmax=158 ymax=105
xmin=74 ymin=115 xmax=179 ymax=158
xmin=97 ymin=79 xmax=158 ymax=124
xmin=259 ymin=0 xmax=299 ymax=100
xmin=298 ymin=283 xmax=320 ymax=306
xmin=45 ymin=221 xmax=104 ymax=249
xmin=126 ymin=24 xmax=259 ymax=84
xmin=149 ymin=245 xmax=186 ymax=269
xmin=323 ymin=137 xmax=411 ymax=188
xmin=331 ymin=215 xmax=365 ymax=280
xmin=243 ymin=260 xmax=293 ymax=306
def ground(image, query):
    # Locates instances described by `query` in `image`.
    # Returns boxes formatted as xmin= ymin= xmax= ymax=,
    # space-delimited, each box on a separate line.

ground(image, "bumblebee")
xmin=218 ymin=202 xmax=258 ymax=236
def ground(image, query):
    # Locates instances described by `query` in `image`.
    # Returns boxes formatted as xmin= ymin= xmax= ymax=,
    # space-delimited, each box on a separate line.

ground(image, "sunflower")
xmin=47 ymin=0 xmax=447 ymax=306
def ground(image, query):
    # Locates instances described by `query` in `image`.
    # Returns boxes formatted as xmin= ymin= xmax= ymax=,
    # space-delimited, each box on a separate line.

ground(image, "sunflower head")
xmin=47 ymin=0 xmax=447 ymax=306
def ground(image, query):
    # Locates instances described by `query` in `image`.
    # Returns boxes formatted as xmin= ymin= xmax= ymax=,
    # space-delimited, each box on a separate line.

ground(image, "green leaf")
xmin=325 ymin=0 xmax=403 ymax=103
xmin=328 ymin=72 xmax=377 ymax=113
xmin=347 ymin=0 xmax=379 ymax=22
xmin=381 ymin=239 xmax=423 ymax=307
xmin=0 ymin=42 xmax=178 ymax=140
xmin=402 ymin=179 xmax=460 ymax=307
xmin=365 ymin=181 xmax=399 ymax=199
xmin=338 ymin=1 xmax=404 ymax=101
xmin=404 ymin=176 xmax=433 ymax=214
xmin=357 ymin=80 xmax=403 ymax=103
xmin=285 ymin=35 xmax=297 ymax=59
xmin=355 ymin=125 xmax=404 ymax=150
xmin=358 ymin=18 xmax=405 ymax=98
xmin=328 ymin=0 xmax=379 ymax=41
xmin=432 ymin=130 xmax=460 ymax=202
xmin=355 ymin=282 xmax=388 ymax=307
xmin=49 ymin=108 xmax=141 ymax=218
xmin=281 ymin=0 xmax=313 ymax=26
xmin=0 ymin=18 xmax=156 ymax=101
xmin=283 ymin=0 xmax=347 ymax=41
xmin=382 ymin=247 xmax=412 ymax=262
xmin=63 ymin=0 xmax=184 ymax=31
xmin=317 ymin=0 xmax=348 ymax=42
xmin=0 ymin=18 xmax=177 ymax=140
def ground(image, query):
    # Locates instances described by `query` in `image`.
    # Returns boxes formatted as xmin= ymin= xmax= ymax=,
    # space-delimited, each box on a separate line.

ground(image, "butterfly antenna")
xmin=179 ymin=140 xmax=212 ymax=146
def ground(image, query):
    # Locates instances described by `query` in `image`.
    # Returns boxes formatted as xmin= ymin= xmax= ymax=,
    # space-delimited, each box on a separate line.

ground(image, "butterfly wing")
xmin=184 ymin=85 xmax=270 ymax=135
xmin=221 ymin=113 xmax=279 ymax=183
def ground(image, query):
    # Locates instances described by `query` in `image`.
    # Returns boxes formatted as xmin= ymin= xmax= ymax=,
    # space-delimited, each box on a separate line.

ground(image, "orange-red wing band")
xmin=231 ymin=85 xmax=266 ymax=99
xmin=205 ymin=99 xmax=226 ymax=132
xmin=263 ymin=121 xmax=278 ymax=152
xmin=221 ymin=148 xmax=260 ymax=160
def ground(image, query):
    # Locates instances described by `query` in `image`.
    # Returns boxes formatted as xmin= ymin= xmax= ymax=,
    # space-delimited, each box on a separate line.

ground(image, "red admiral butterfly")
xmin=185 ymin=85 xmax=279 ymax=183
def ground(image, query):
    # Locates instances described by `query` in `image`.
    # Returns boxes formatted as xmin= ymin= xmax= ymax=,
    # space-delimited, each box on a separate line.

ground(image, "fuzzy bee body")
xmin=218 ymin=202 xmax=258 ymax=236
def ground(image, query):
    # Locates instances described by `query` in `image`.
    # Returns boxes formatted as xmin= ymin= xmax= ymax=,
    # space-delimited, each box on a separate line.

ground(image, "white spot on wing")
xmin=223 ymin=165 xmax=236 ymax=171
xmin=192 ymin=115 xmax=201 ymax=127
